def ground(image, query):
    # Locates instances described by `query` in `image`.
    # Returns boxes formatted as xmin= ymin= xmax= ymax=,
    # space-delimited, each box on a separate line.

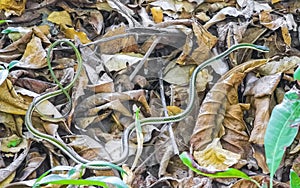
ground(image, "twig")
xmin=154 ymin=19 xmax=193 ymax=28
xmin=158 ymin=70 xmax=179 ymax=155
xmin=129 ymin=36 xmax=161 ymax=81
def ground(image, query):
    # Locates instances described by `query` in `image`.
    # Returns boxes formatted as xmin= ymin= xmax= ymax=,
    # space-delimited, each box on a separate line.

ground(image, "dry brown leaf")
xmin=87 ymin=73 xmax=115 ymax=93
xmin=16 ymin=152 xmax=47 ymax=181
xmin=0 ymin=31 xmax=32 ymax=63
xmin=259 ymin=10 xmax=285 ymax=30
xmin=244 ymin=73 xmax=282 ymax=98
xmin=99 ymin=25 xmax=138 ymax=54
xmin=221 ymin=103 xmax=252 ymax=160
xmin=232 ymin=175 xmax=289 ymax=188
xmin=190 ymin=72 xmax=245 ymax=151
xmin=0 ymin=0 xmax=26 ymax=16
xmin=193 ymin=138 xmax=241 ymax=171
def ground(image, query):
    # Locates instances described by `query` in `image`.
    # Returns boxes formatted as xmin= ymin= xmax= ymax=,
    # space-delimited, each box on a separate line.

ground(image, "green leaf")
xmin=0 ymin=20 xmax=12 ymax=25
xmin=8 ymin=60 xmax=20 ymax=70
xmin=264 ymin=90 xmax=300 ymax=187
xmin=33 ymin=174 xmax=128 ymax=188
xmin=6 ymin=138 xmax=22 ymax=148
xmin=86 ymin=176 xmax=129 ymax=188
xmin=294 ymin=66 xmax=300 ymax=81
xmin=85 ymin=161 xmax=126 ymax=174
xmin=33 ymin=165 xmax=73 ymax=187
xmin=290 ymin=170 xmax=300 ymax=188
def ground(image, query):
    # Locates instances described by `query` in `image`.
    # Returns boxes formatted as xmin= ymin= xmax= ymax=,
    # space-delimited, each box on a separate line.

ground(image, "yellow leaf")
xmin=47 ymin=10 xmax=72 ymax=26
xmin=272 ymin=0 xmax=281 ymax=4
xmin=281 ymin=25 xmax=291 ymax=47
xmin=0 ymin=0 xmax=26 ymax=16
xmin=167 ymin=106 xmax=182 ymax=116
xmin=151 ymin=7 xmax=163 ymax=23
xmin=193 ymin=138 xmax=241 ymax=171
xmin=61 ymin=24 xmax=91 ymax=44
xmin=0 ymin=80 xmax=29 ymax=115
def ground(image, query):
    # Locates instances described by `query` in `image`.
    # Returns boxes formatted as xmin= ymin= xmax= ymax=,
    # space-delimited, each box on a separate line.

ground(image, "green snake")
xmin=25 ymin=40 xmax=269 ymax=169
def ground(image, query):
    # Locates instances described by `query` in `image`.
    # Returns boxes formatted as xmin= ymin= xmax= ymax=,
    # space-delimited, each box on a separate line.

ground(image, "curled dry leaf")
xmin=257 ymin=56 xmax=300 ymax=75
xmin=0 ymin=31 xmax=32 ymax=63
xmin=193 ymin=138 xmax=241 ymax=171
xmin=191 ymin=59 xmax=267 ymax=151
xmin=190 ymin=72 xmax=245 ymax=151
xmin=16 ymin=152 xmax=47 ymax=181
xmin=0 ymin=141 xmax=31 ymax=184
xmin=221 ymin=103 xmax=252 ymax=160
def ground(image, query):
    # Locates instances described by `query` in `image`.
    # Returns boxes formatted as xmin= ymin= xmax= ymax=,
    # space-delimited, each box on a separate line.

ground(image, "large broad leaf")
xmin=264 ymin=90 xmax=300 ymax=186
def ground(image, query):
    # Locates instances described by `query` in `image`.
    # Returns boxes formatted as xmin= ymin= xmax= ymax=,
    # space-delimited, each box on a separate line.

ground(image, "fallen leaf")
xmin=19 ymin=36 xmax=47 ymax=69
xmin=1 ymin=134 xmax=27 ymax=153
xmin=61 ymin=24 xmax=91 ymax=44
xmin=151 ymin=7 xmax=164 ymax=23
xmin=0 ymin=80 xmax=28 ymax=115
xmin=193 ymin=138 xmax=241 ymax=171
xmin=0 ymin=0 xmax=26 ymax=16
xmin=281 ymin=25 xmax=291 ymax=47
xmin=47 ymin=10 xmax=72 ymax=26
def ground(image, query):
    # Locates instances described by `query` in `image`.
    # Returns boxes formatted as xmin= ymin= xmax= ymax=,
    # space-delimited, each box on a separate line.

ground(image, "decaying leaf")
xmin=0 ymin=0 xmax=26 ymax=16
xmin=47 ymin=10 xmax=72 ymax=26
xmin=99 ymin=25 xmax=138 ymax=54
xmin=193 ymin=138 xmax=241 ymax=171
xmin=1 ymin=134 xmax=26 ymax=153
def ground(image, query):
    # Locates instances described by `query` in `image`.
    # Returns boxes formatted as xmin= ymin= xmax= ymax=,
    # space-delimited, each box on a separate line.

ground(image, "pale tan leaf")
xmin=193 ymin=138 xmax=241 ymax=171
xmin=281 ymin=25 xmax=291 ymax=47
xmin=19 ymin=36 xmax=47 ymax=69
xmin=0 ymin=80 xmax=28 ymax=115
xmin=1 ymin=134 xmax=27 ymax=153
xmin=257 ymin=56 xmax=299 ymax=75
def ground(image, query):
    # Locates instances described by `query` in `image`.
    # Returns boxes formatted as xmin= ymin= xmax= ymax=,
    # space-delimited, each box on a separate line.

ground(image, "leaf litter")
xmin=0 ymin=0 xmax=300 ymax=187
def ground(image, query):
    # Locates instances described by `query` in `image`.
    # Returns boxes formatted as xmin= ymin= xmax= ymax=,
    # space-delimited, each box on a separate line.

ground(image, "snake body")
xmin=25 ymin=40 xmax=269 ymax=169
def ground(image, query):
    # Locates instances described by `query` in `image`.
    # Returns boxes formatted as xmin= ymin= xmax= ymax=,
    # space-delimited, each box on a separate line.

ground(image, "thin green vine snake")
xmin=25 ymin=40 xmax=269 ymax=170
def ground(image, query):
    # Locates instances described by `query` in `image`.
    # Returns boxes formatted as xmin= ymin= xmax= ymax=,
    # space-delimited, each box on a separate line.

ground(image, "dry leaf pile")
xmin=0 ymin=0 xmax=300 ymax=187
